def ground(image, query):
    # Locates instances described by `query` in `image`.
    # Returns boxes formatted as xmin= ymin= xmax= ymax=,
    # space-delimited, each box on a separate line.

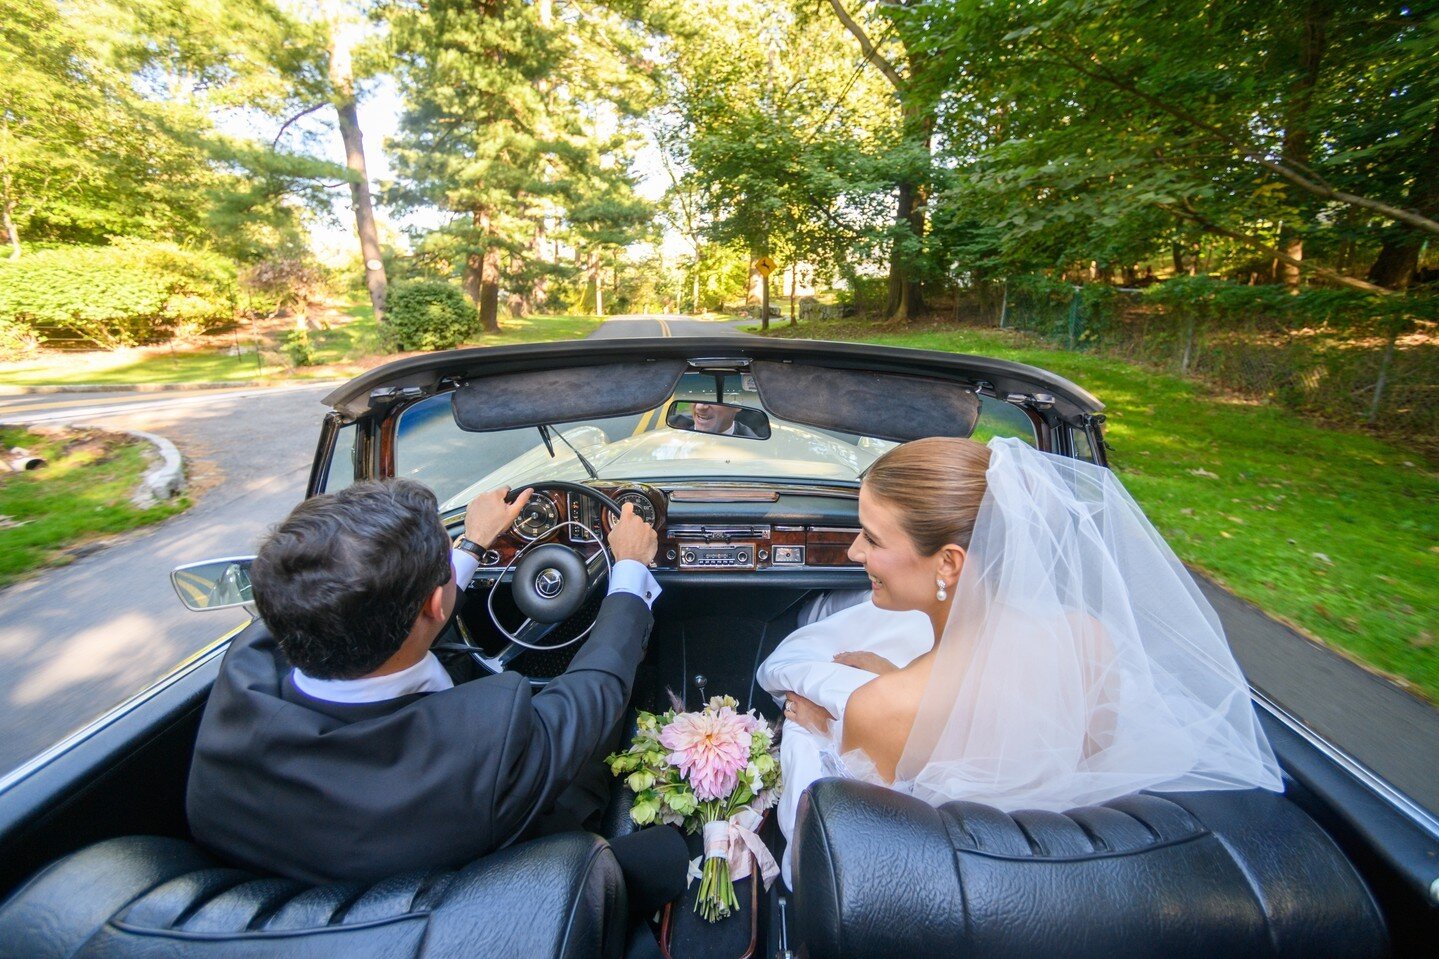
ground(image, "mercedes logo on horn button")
xmin=535 ymin=568 xmax=565 ymax=598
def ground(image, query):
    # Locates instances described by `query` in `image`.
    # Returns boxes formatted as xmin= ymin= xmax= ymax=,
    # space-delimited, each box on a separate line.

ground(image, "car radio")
xmin=677 ymin=544 xmax=757 ymax=569
xmin=668 ymin=525 xmax=767 ymax=570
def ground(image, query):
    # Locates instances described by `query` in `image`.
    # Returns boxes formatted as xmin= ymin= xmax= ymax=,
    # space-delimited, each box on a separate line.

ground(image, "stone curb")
xmin=0 ymin=381 xmax=266 ymax=396
xmin=123 ymin=428 xmax=184 ymax=508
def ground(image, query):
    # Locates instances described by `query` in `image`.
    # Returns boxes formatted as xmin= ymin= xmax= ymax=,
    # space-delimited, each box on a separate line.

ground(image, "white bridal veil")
xmin=893 ymin=437 xmax=1282 ymax=809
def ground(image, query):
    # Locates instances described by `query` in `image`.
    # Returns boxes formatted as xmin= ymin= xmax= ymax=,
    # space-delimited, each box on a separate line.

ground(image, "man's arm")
xmin=490 ymin=503 xmax=659 ymax=838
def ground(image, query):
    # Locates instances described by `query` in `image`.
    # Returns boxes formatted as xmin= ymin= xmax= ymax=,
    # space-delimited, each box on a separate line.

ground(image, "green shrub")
xmin=0 ymin=317 xmax=43 ymax=361
xmin=0 ymin=239 xmax=237 ymax=348
xmin=383 ymin=280 xmax=477 ymax=351
xmin=282 ymin=328 xmax=317 ymax=367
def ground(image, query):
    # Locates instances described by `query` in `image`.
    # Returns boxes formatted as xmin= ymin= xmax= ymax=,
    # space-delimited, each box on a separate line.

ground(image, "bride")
xmin=758 ymin=436 xmax=1282 ymax=886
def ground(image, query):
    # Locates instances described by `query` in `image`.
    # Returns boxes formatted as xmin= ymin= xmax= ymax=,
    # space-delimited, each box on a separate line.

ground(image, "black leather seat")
xmin=792 ymin=779 xmax=1388 ymax=959
xmin=0 ymin=832 xmax=627 ymax=959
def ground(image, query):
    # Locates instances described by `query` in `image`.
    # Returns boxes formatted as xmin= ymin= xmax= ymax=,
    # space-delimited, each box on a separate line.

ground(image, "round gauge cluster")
xmin=608 ymin=490 xmax=657 ymax=526
xmin=512 ymin=495 xmax=560 ymax=540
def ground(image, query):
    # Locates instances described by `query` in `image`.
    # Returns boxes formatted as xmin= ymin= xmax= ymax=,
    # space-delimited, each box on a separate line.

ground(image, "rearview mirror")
xmin=171 ymin=557 xmax=256 ymax=612
xmin=665 ymin=401 xmax=771 ymax=440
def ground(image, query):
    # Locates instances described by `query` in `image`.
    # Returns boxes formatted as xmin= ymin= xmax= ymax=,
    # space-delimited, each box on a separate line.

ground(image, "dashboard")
xmin=472 ymin=482 xmax=863 ymax=575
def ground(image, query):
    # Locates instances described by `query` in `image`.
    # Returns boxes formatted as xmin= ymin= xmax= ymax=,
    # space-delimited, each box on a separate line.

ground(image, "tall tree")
xmin=322 ymin=0 xmax=388 ymax=322
xmin=387 ymin=0 xmax=662 ymax=331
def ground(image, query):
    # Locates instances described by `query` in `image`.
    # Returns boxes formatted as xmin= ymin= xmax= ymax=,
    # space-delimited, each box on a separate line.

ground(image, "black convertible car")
xmin=0 ymin=337 xmax=1433 ymax=958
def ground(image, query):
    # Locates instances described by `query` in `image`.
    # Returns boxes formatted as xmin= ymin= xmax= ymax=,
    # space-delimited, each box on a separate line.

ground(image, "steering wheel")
xmin=483 ymin=481 xmax=626 ymax=654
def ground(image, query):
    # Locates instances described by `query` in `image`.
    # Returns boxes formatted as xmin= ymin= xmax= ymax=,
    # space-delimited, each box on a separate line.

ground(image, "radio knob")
xmin=682 ymin=550 xmax=697 ymax=564
xmin=666 ymin=548 xmax=677 ymax=561
xmin=737 ymin=551 xmax=750 ymax=564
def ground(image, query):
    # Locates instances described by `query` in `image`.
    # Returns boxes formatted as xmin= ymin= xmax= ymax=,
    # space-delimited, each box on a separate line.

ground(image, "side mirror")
xmin=666 ymin=401 xmax=771 ymax=440
xmin=171 ymin=557 xmax=256 ymax=612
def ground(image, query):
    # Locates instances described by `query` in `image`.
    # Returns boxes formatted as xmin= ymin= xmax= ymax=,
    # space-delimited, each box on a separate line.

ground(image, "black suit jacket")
xmin=186 ymin=592 xmax=652 ymax=884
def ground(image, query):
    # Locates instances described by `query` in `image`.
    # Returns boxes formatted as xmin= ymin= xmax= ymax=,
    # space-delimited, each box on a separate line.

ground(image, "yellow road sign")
xmin=754 ymin=256 xmax=777 ymax=277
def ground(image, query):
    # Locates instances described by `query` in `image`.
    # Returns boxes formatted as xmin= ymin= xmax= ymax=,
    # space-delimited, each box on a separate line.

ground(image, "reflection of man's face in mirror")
xmin=691 ymin=403 xmax=738 ymax=434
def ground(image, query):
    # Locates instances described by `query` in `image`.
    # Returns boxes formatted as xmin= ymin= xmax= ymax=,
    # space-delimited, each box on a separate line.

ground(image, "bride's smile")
xmin=848 ymin=484 xmax=963 ymax=638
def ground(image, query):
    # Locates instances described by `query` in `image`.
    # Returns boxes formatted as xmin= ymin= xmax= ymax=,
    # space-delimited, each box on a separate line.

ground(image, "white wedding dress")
xmin=758 ymin=437 xmax=1282 ymax=890
xmin=757 ymin=596 xmax=932 ymax=886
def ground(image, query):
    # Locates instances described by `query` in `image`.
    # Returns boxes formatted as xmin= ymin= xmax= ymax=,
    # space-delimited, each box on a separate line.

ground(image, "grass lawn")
xmin=0 ymin=306 xmax=606 ymax=387
xmin=0 ymin=427 xmax=188 ymax=588
xmin=762 ymin=315 xmax=1439 ymax=703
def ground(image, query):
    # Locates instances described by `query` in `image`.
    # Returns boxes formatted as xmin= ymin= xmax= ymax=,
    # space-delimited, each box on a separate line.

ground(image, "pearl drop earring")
xmin=936 ymin=577 xmax=948 ymax=602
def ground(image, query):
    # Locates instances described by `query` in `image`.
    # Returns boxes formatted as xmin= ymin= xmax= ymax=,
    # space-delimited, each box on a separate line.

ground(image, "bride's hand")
xmin=783 ymin=693 xmax=835 ymax=734
xmin=833 ymin=651 xmax=898 ymax=675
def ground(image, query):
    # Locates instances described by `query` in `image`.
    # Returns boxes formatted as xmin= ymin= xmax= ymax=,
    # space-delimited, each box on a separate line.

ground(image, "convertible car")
xmin=0 ymin=337 xmax=1433 ymax=958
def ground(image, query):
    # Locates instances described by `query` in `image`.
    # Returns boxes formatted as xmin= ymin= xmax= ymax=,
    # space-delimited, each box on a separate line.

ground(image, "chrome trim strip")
xmin=0 ymin=621 xmax=246 ymax=798
xmin=1251 ymin=688 xmax=1439 ymax=840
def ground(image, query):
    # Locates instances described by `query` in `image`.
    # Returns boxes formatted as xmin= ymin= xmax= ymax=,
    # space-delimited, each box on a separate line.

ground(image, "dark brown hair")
xmin=250 ymin=479 xmax=451 ymax=679
xmin=863 ymin=437 xmax=991 ymax=555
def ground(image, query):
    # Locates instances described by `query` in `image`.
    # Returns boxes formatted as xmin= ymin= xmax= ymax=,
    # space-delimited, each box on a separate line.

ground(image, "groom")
xmin=186 ymin=479 xmax=687 ymax=947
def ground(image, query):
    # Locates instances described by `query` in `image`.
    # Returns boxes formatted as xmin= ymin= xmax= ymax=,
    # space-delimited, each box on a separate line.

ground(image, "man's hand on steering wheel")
xmin=464 ymin=486 xmax=534 ymax=548
xmin=607 ymin=502 xmax=658 ymax=566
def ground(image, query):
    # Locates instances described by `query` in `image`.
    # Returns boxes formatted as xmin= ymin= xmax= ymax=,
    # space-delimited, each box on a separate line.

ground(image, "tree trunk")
xmin=692 ymin=270 xmax=699 ymax=314
xmin=789 ymin=264 xmax=797 ymax=326
xmin=887 ymin=170 xmax=928 ymax=321
xmin=1 ymin=197 xmax=18 ymax=260
xmin=1277 ymin=1 xmax=1329 ymax=290
xmin=590 ymin=249 xmax=604 ymax=316
xmin=1366 ymin=111 xmax=1439 ymax=289
xmin=479 ymin=244 xmax=501 ymax=333
xmin=527 ymin=222 xmax=548 ymax=312
xmin=464 ymin=209 xmax=501 ymax=333
xmin=0 ymin=161 xmax=20 ymax=260
xmin=325 ymin=0 xmax=387 ymax=322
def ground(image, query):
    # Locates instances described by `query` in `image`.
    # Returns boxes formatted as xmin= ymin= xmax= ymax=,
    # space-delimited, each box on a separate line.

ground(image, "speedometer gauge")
xmin=608 ymin=491 xmax=657 ymax=526
xmin=512 ymin=496 xmax=559 ymax=540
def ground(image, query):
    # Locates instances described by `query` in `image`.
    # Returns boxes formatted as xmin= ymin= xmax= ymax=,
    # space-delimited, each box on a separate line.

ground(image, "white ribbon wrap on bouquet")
xmin=694 ymin=810 xmax=780 ymax=890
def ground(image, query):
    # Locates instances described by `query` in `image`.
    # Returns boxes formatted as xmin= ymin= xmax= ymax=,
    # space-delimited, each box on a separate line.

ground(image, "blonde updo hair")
xmin=863 ymin=437 xmax=991 ymax=555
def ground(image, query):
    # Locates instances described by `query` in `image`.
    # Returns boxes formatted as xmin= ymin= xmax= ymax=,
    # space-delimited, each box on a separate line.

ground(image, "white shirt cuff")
xmin=452 ymin=548 xmax=480 ymax=589
xmin=608 ymin=559 xmax=661 ymax=608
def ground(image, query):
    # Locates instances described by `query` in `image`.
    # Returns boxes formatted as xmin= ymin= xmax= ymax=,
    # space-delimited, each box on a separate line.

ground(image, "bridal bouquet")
xmin=607 ymin=695 xmax=782 ymax=922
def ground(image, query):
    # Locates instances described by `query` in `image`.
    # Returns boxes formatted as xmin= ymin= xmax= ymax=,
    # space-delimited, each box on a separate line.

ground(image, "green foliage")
xmin=382 ymin=280 xmax=478 ymax=352
xmin=282 ymin=328 xmax=317 ymax=367
xmin=386 ymin=0 xmax=663 ymax=321
xmin=0 ymin=0 xmax=339 ymax=263
xmin=0 ymin=240 xmax=237 ymax=347
xmin=0 ymin=317 xmax=43 ymax=360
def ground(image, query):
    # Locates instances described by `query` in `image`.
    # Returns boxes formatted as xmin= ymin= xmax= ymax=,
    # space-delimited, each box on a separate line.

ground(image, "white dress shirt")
xmin=293 ymin=549 xmax=661 ymax=704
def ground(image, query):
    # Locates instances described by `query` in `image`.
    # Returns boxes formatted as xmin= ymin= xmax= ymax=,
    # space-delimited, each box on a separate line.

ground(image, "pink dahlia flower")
xmin=660 ymin=707 xmax=754 ymax=801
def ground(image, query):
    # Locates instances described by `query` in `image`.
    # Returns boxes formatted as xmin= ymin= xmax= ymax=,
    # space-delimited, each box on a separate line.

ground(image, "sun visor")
xmin=451 ymin=359 xmax=686 ymax=432
xmin=751 ymin=360 xmax=980 ymax=443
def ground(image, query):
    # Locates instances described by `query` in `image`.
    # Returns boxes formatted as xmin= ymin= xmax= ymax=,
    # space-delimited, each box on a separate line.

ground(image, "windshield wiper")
xmin=536 ymin=424 xmax=600 ymax=480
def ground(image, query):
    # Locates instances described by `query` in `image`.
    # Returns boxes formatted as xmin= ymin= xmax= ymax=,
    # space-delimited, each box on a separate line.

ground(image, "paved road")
xmin=0 ymin=382 xmax=338 ymax=773
xmin=1 ymin=314 xmax=1435 ymax=812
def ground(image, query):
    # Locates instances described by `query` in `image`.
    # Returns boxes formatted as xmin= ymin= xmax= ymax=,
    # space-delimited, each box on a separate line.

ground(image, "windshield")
xmin=395 ymin=372 xmax=1036 ymax=510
